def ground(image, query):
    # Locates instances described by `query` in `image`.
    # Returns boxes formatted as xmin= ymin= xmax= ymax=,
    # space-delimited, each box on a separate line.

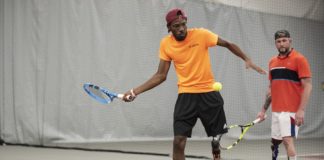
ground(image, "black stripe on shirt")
xmin=270 ymin=68 xmax=300 ymax=82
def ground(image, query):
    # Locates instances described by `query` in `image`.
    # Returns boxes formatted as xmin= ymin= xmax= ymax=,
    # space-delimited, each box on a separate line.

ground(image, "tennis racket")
xmin=219 ymin=116 xmax=266 ymax=150
xmin=83 ymin=83 xmax=130 ymax=104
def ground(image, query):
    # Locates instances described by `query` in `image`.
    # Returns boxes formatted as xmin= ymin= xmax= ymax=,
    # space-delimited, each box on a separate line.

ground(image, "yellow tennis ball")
xmin=212 ymin=82 xmax=222 ymax=91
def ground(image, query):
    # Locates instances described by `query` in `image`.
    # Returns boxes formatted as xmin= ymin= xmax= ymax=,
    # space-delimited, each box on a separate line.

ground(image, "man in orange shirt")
xmin=257 ymin=30 xmax=312 ymax=160
xmin=123 ymin=8 xmax=266 ymax=160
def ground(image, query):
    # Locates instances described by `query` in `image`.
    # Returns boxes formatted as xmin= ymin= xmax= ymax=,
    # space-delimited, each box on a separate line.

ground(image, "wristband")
xmin=130 ymin=89 xmax=136 ymax=97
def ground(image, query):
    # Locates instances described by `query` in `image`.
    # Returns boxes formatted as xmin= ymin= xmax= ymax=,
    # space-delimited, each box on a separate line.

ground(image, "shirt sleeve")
xmin=159 ymin=38 xmax=171 ymax=61
xmin=297 ymin=56 xmax=312 ymax=78
xmin=201 ymin=28 xmax=218 ymax=47
xmin=268 ymin=61 xmax=272 ymax=80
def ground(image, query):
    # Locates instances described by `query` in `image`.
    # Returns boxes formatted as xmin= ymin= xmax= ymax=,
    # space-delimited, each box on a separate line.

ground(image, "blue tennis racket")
xmin=83 ymin=83 xmax=129 ymax=104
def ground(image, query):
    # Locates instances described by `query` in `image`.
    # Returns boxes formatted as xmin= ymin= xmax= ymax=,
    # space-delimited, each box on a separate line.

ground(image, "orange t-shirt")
xmin=159 ymin=28 xmax=218 ymax=93
xmin=269 ymin=49 xmax=312 ymax=112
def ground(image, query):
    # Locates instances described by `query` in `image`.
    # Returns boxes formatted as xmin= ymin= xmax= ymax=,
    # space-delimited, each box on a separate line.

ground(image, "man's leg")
xmin=271 ymin=138 xmax=282 ymax=160
xmin=173 ymin=135 xmax=187 ymax=160
xmin=196 ymin=92 xmax=226 ymax=160
xmin=278 ymin=112 xmax=299 ymax=160
xmin=211 ymin=135 xmax=222 ymax=160
xmin=0 ymin=138 xmax=5 ymax=145
xmin=282 ymin=136 xmax=297 ymax=160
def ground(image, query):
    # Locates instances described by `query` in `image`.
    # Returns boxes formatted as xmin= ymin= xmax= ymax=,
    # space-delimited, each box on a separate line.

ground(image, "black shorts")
xmin=173 ymin=91 xmax=228 ymax=137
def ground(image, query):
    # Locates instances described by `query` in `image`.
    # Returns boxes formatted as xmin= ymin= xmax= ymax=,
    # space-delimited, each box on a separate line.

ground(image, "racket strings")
xmin=219 ymin=124 xmax=253 ymax=150
xmin=85 ymin=84 xmax=113 ymax=103
xmin=88 ymin=86 xmax=106 ymax=99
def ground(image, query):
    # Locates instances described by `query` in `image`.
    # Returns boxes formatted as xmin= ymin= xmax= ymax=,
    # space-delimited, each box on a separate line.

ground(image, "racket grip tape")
xmin=117 ymin=94 xmax=124 ymax=99
xmin=117 ymin=94 xmax=132 ymax=100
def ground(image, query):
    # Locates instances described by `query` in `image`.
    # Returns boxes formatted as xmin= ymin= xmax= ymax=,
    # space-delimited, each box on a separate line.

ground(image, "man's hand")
xmin=123 ymin=89 xmax=136 ymax=102
xmin=245 ymin=60 xmax=267 ymax=75
xmin=295 ymin=109 xmax=305 ymax=126
xmin=257 ymin=111 xmax=267 ymax=122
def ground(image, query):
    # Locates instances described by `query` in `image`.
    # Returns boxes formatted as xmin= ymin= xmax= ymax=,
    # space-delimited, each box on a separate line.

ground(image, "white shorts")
xmin=271 ymin=112 xmax=299 ymax=140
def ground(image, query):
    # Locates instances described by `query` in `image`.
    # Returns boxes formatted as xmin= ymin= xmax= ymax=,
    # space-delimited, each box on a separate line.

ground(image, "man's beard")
xmin=174 ymin=32 xmax=187 ymax=41
xmin=278 ymin=47 xmax=289 ymax=54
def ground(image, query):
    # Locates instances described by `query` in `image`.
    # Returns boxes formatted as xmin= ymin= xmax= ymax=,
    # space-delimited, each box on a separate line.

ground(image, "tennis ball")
xmin=212 ymin=82 xmax=222 ymax=91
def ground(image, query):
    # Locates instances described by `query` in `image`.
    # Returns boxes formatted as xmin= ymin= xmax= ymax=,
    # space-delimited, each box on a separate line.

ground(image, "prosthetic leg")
xmin=0 ymin=138 xmax=5 ymax=146
xmin=211 ymin=135 xmax=222 ymax=160
xmin=271 ymin=138 xmax=282 ymax=160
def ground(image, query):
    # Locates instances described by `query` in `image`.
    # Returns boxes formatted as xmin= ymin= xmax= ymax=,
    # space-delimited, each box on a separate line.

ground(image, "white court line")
xmin=278 ymin=153 xmax=324 ymax=158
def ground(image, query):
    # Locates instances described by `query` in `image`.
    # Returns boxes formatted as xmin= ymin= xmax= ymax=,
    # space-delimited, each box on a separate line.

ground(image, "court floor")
xmin=0 ymin=138 xmax=323 ymax=160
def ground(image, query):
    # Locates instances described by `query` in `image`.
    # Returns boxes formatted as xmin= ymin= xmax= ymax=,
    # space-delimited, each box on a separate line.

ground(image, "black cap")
xmin=274 ymin=30 xmax=290 ymax=40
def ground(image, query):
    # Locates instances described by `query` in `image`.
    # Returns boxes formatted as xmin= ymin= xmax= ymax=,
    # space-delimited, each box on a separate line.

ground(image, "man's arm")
xmin=295 ymin=77 xmax=312 ymax=126
xmin=217 ymin=37 xmax=267 ymax=74
xmin=257 ymin=86 xmax=271 ymax=120
xmin=123 ymin=59 xmax=171 ymax=101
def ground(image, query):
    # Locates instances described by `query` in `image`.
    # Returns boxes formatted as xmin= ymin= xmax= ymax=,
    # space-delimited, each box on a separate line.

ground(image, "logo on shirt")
xmin=189 ymin=43 xmax=199 ymax=48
